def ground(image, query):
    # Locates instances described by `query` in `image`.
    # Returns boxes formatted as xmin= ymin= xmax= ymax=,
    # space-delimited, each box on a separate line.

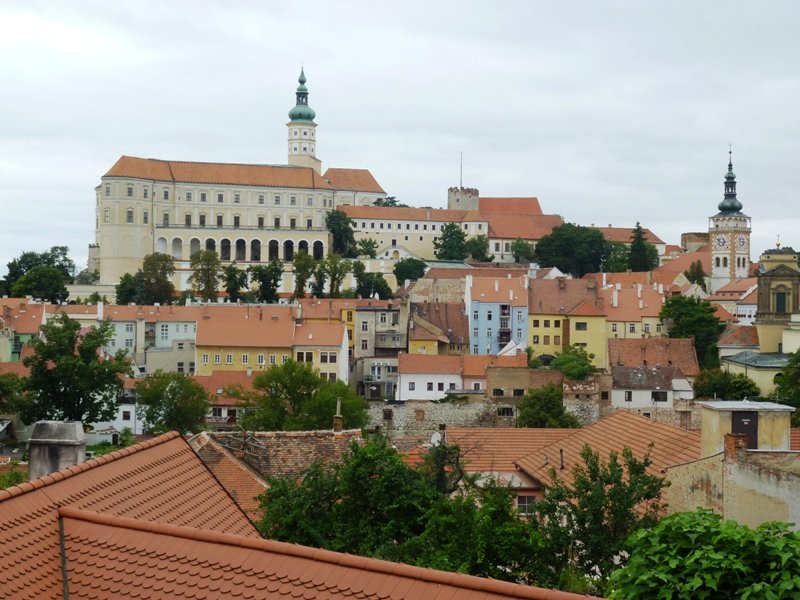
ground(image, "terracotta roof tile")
xmin=193 ymin=370 xmax=258 ymax=405
xmin=398 ymin=353 xmax=463 ymax=374
xmin=711 ymin=303 xmax=736 ymax=322
xmin=0 ymin=300 xmax=45 ymax=334
xmin=486 ymin=213 xmax=564 ymax=241
xmin=323 ymin=168 xmax=385 ymax=193
xmin=478 ymin=197 xmax=542 ymax=215
xmin=424 ymin=266 xmax=529 ymax=280
xmin=591 ymin=226 xmax=665 ymax=245
xmin=654 ymin=249 xmax=711 ymax=275
xmin=300 ymin=297 xmax=390 ymax=320
xmin=105 ymin=155 xmax=333 ymax=189
xmin=471 ymin=277 xmax=529 ymax=306
xmin=294 ymin=321 xmax=346 ymax=347
xmin=528 ymin=278 xmax=601 ymax=315
xmin=195 ymin=306 xmax=296 ymax=347
xmin=339 ymin=204 xmax=484 ymax=223
xmin=717 ymin=324 xmax=760 ymax=348
xmin=599 ymin=286 xmax=665 ymax=322
xmin=568 ymin=299 xmax=605 ymax=317
xmin=0 ymin=361 xmax=30 ymax=377
xmin=791 ymin=429 xmax=800 ymax=452
xmin=59 ymin=506 xmax=595 ymax=600
xmin=445 ymin=428 xmax=576 ymax=473
xmin=517 ymin=411 xmax=701 ymax=489
xmin=608 ymin=338 xmax=699 ymax=377
xmin=410 ymin=302 xmax=469 ymax=344
xmin=461 ymin=354 xmax=528 ymax=377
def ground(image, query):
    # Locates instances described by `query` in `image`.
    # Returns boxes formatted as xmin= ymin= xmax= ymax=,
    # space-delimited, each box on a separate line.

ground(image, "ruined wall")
xmin=665 ymin=454 xmax=724 ymax=516
xmin=369 ymin=400 xmax=515 ymax=438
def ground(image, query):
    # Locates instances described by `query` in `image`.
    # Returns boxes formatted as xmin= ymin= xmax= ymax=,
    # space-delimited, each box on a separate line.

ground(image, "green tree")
xmin=683 ymin=259 xmax=708 ymax=292
xmin=241 ymin=360 xmax=367 ymax=431
xmin=0 ymin=372 xmax=25 ymax=414
xmin=138 ymin=253 xmax=175 ymax=304
xmin=552 ymin=344 xmax=595 ymax=380
xmin=393 ymin=257 xmax=426 ymax=283
xmin=222 ymin=262 xmax=248 ymax=303
xmin=310 ymin=260 xmax=328 ymax=297
xmin=465 ymin=235 xmax=494 ymax=262
xmin=693 ymin=368 xmax=760 ymax=400
xmin=355 ymin=238 xmax=378 ymax=258
xmin=604 ymin=242 xmax=630 ymax=272
xmin=660 ymin=295 xmax=723 ymax=369
xmin=21 ymin=313 xmax=130 ymax=425
xmin=292 ymin=251 xmax=316 ymax=299
xmin=532 ymin=444 xmax=666 ymax=586
xmin=11 ymin=265 xmax=68 ymax=303
xmin=73 ymin=268 xmax=100 ymax=285
xmin=774 ymin=349 xmax=800 ymax=426
xmin=433 ymin=222 xmax=468 ymax=261
xmin=326 ymin=210 xmax=357 ymax=257
xmin=534 ymin=224 xmax=611 ymax=277
xmin=115 ymin=272 xmax=139 ymax=304
xmin=6 ymin=246 xmax=76 ymax=290
xmin=373 ymin=196 xmax=409 ymax=207
xmin=0 ymin=462 xmax=25 ymax=489
xmin=607 ymin=509 xmax=800 ymax=599
xmin=517 ymin=383 xmax=580 ymax=428
xmin=325 ymin=254 xmax=351 ymax=298
xmin=135 ymin=371 xmax=210 ymax=434
xmin=352 ymin=261 xmax=392 ymax=299
xmin=248 ymin=261 xmax=283 ymax=303
xmin=628 ymin=222 xmax=659 ymax=272
xmin=511 ymin=238 xmax=535 ymax=263
xmin=188 ymin=250 xmax=221 ymax=302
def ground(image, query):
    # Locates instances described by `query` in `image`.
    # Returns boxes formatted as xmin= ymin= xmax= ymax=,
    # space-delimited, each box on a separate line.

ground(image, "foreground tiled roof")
xmin=323 ymin=167 xmax=385 ymax=193
xmin=447 ymin=428 xmax=577 ymax=473
xmin=59 ymin=506 xmax=593 ymax=600
xmin=189 ymin=433 xmax=267 ymax=522
xmin=479 ymin=197 xmax=543 ymax=215
xmin=104 ymin=155 xmax=333 ymax=189
xmin=608 ymin=337 xmax=699 ymax=377
xmin=516 ymin=411 xmax=701 ymax=488
xmin=0 ymin=432 xmax=258 ymax=598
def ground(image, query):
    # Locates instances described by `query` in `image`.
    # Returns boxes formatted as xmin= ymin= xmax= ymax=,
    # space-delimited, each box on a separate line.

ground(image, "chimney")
xmin=724 ymin=433 xmax=749 ymax=463
xmin=333 ymin=398 xmax=343 ymax=432
xmin=494 ymin=280 xmax=499 ymax=293
xmin=612 ymin=289 xmax=618 ymax=308
xmin=28 ymin=421 xmax=86 ymax=480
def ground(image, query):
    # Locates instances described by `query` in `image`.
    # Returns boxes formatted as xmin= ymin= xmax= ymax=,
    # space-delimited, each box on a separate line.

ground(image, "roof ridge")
xmin=0 ymin=431 xmax=181 ymax=501
xmin=57 ymin=506 xmax=595 ymax=600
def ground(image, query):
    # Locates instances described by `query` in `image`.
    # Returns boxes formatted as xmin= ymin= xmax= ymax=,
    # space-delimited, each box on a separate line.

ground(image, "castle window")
xmin=127 ymin=186 xmax=133 ymax=197
xmin=307 ymin=196 xmax=313 ymax=206
xmin=217 ymin=193 xmax=223 ymax=203
xmin=233 ymin=216 xmax=240 ymax=228
xmin=290 ymin=196 xmax=296 ymax=206
xmin=274 ymin=195 xmax=280 ymax=205
xmin=126 ymin=209 xmax=133 ymax=224
xmin=715 ymin=257 xmax=721 ymax=267
xmin=217 ymin=215 xmax=223 ymax=227
xmin=199 ymin=214 xmax=206 ymax=227
xmin=184 ymin=214 xmax=191 ymax=227
xmin=234 ymin=193 xmax=240 ymax=203
xmin=162 ymin=213 xmax=169 ymax=227
xmin=163 ymin=190 xmax=169 ymax=200
xmin=201 ymin=192 xmax=207 ymax=202
xmin=143 ymin=211 xmax=149 ymax=224
xmin=258 ymin=216 xmax=264 ymax=228
xmin=258 ymin=194 xmax=264 ymax=204
xmin=105 ymin=185 xmax=110 ymax=196
xmin=723 ymin=257 xmax=728 ymax=267
xmin=186 ymin=192 xmax=192 ymax=202
xmin=143 ymin=188 xmax=148 ymax=199
xmin=104 ymin=208 xmax=110 ymax=223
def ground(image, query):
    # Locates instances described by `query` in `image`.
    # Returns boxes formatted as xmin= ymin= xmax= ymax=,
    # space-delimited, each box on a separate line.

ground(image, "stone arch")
xmin=235 ymin=239 xmax=246 ymax=262
xmin=220 ymin=239 xmax=231 ymax=261
xmin=392 ymin=250 xmax=400 ymax=260
xmin=268 ymin=240 xmax=279 ymax=261
xmin=155 ymin=237 xmax=168 ymax=254
xmin=250 ymin=240 xmax=261 ymax=262
xmin=190 ymin=238 xmax=201 ymax=258
xmin=205 ymin=238 xmax=216 ymax=253
xmin=312 ymin=240 xmax=324 ymax=260
xmin=283 ymin=240 xmax=294 ymax=261
xmin=171 ymin=238 xmax=183 ymax=260
xmin=298 ymin=240 xmax=309 ymax=255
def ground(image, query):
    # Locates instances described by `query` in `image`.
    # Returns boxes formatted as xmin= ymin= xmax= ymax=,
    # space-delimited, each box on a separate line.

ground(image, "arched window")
xmin=268 ymin=240 xmax=279 ymax=261
xmin=220 ymin=239 xmax=231 ymax=261
xmin=313 ymin=241 xmax=324 ymax=260
xmin=298 ymin=240 xmax=309 ymax=255
xmin=205 ymin=238 xmax=216 ymax=253
xmin=715 ymin=257 xmax=720 ymax=267
xmin=250 ymin=240 xmax=261 ymax=262
xmin=283 ymin=240 xmax=294 ymax=261
xmin=235 ymin=239 xmax=246 ymax=262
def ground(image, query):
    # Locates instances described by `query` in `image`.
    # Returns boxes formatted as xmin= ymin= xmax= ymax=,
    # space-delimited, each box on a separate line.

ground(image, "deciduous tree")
xmin=517 ymin=383 xmax=580 ymax=428
xmin=115 ymin=272 xmax=139 ymax=304
xmin=11 ymin=265 xmax=68 ymax=303
xmin=465 ymin=235 xmax=494 ymax=262
xmin=692 ymin=368 xmax=760 ymax=400
xmin=325 ymin=254 xmax=351 ymax=298
xmin=138 ymin=252 xmax=175 ymax=304
xmin=534 ymin=224 xmax=611 ymax=277
xmin=511 ymin=238 xmax=535 ymax=263
xmin=188 ymin=250 xmax=221 ymax=302
xmin=660 ymin=295 xmax=723 ymax=369
xmin=684 ymin=259 xmax=708 ymax=291
xmin=773 ymin=349 xmax=800 ymax=426
xmin=222 ymin=262 xmax=248 ymax=303
xmin=552 ymin=344 xmax=595 ymax=380
xmin=21 ymin=313 xmax=131 ymax=425
xmin=352 ymin=261 xmax=392 ymax=299
xmin=433 ymin=222 xmax=468 ymax=261
xmin=604 ymin=242 xmax=630 ymax=272
xmin=6 ymin=246 xmax=76 ymax=290
xmin=393 ymin=257 xmax=426 ymax=283
xmin=135 ymin=371 xmax=210 ymax=434
xmin=326 ymin=210 xmax=357 ymax=257
xmin=355 ymin=238 xmax=378 ymax=258
xmin=248 ymin=261 xmax=283 ymax=303
xmin=292 ymin=251 xmax=316 ymax=299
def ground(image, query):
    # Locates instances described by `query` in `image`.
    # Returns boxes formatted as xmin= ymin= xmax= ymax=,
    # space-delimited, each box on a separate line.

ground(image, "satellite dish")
xmin=430 ymin=431 xmax=442 ymax=447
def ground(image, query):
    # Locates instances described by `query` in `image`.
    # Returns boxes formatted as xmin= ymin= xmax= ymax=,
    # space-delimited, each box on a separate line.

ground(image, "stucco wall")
xmin=666 ymin=454 xmax=724 ymax=516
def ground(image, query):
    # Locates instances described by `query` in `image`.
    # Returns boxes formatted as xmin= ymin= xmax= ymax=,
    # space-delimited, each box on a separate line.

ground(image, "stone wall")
xmin=408 ymin=278 xmax=466 ymax=304
xmin=369 ymin=400 xmax=516 ymax=438
xmin=665 ymin=454 xmax=724 ymax=516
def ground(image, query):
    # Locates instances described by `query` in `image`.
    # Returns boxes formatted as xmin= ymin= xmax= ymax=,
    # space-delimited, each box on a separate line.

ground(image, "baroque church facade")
xmin=89 ymin=69 xmax=387 ymax=289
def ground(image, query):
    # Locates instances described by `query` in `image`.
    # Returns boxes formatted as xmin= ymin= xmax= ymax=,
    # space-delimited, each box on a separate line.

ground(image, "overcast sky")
xmin=2 ymin=1 xmax=799 ymax=277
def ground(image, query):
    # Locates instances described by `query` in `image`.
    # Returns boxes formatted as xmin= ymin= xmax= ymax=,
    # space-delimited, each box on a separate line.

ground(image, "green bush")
xmin=607 ymin=509 xmax=800 ymax=599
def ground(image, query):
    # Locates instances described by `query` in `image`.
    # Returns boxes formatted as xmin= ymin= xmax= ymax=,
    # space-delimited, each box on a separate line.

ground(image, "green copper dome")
xmin=288 ymin=67 xmax=316 ymax=122
xmin=717 ymin=152 xmax=743 ymax=214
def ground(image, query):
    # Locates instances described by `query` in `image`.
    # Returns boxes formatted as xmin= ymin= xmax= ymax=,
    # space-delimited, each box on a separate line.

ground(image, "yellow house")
xmin=566 ymin=301 xmax=607 ymax=368
xmin=292 ymin=321 xmax=349 ymax=383
xmin=600 ymin=284 xmax=665 ymax=341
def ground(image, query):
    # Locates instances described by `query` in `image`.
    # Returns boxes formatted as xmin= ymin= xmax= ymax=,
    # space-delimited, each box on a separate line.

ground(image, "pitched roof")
xmin=398 ymin=353 xmax=462 ymax=374
xmin=711 ymin=302 xmax=736 ymax=322
xmin=568 ymin=299 xmax=605 ymax=317
xmin=528 ymin=278 xmax=601 ymax=315
xmin=654 ymin=248 xmax=711 ymax=275
xmin=293 ymin=321 xmax=346 ymax=347
xmin=323 ymin=167 xmax=385 ymax=193
xmin=717 ymin=324 xmax=760 ymax=348
xmin=0 ymin=300 xmax=45 ymax=334
xmin=516 ymin=411 xmax=701 ymax=488
xmin=193 ymin=370 xmax=258 ymax=405
xmin=479 ymin=197 xmax=543 ymax=215
xmin=471 ymin=276 xmax=529 ymax=306
xmin=57 ymin=506 xmax=593 ymax=600
xmin=410 ymin=302 xmax=470 ymax=344
xmin=104 ymin=155 xmax=333 ymax=189
xmin=712 ymin=277 xmax=758 ymax=295
xmin=608 ymin=337 xmax=700 ymax=377
xmin=0 ymin=432 xmax=259 ymax=598
xmin=486 ymin=213 xmax=564 ymax=241
xmin=339 ymin=204 xmax=485 ymax=223
xmin=461 ymin=354 xmax=528 ymax=378
xmin=195 ymin=307 xmax=296 ymax=347
xmin=300 ymin=297 xmax=390 ymax=320
xmin=612 ymin=365 xmax=684 ymax=390
xmin=446 ymin=428 xmax=576 ymax=473
xmin=591 ymin=226 xmax=665 ymax=245
xmin=424 ymin=266 xmax=530 ymax=280
xmin=599 ymin=285 xmax=665 ymax=321
xmin=189 ymin=433 xmax=267 ymax=521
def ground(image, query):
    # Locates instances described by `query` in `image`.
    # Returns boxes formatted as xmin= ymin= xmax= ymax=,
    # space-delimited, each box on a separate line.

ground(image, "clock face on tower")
xmin=737 ymin=235 xmax=747 ymax=250
xmin=714 ymin=234 xmax=729 ymax=250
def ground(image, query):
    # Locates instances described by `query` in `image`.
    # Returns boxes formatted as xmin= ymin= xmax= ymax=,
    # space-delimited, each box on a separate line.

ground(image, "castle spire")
xmin=717 ymin=148 xmax=743 ymax=214
xmin=288 ymin=67 xmax=315 ymax=122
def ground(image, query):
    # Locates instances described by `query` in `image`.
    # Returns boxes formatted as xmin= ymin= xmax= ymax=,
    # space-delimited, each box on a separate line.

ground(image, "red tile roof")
xmin=0 ymin=300 xmax=45 ymax=334
xmin=424 ymin=266 xmax=530 ymax=280
xmin=599 ymin=286 xmax=665 ymax=322
xmin=608 ymin=338 xmax=699 ymax=377
xmin=516 ymin=411 xmax=701 ymax=489
xmin=791 ymin=429 xmax=800 ymax=452
xmin=189 ymin=433 xmax=267 ymax=521
xmin=411 ymin=302 xmax=470 ymax=345
xmin=479 ymin=197 xmax=543 ymax=215
xmin=591 ymin=226 xmax=665 ymax=245
xmin=195 ymin=307 xmax=296 ymax=347
xmin=399 ymin=353 xmax=462 ymax=374
xmin=193 ymin=370 xmax=258 ymax=405
xmin=461 ymin=354 xmax=528 ymax=377
xmin=471 ymin=276 xmax=529 ymax=306
xmin=654 ymin=249 xmax=711 ymax=275
xmin=105 ymin=155 xmax=333 ymax=189
xmin=58 ymin=506 xmax=594 ymax=600
xmin=446 ymin=428 xmax=576 ymax=473
xmin=339 ymin=204 xmax=484 ymax=223
xmin=717 ymin=324 xmax=760 ymax=348
xmin=711 ymin=303 xmax=736 ymax=322
xmin=293 ymin=321 xmax=346 ymax=347
xmin=0 ymin=432 xmax=258 ymax=598
xmin=323 ymin=167 xmax=385 ymax=193
xmin=486 ymin=213 xmax=564 ymax=241
xmin=528 ymin=278 xmax=601 ymax=315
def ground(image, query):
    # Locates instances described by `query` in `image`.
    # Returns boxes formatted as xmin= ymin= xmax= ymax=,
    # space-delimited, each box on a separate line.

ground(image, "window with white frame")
xmin=226 ymin=354 xmax=233 ymax=364
xmin=202 ymin=354 xmax=209 ymax=364
xmin=160 ymin=324 xmax=168 ymax=340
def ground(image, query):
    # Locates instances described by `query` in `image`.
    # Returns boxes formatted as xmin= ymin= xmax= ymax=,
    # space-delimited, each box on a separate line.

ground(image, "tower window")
xmin=163 ymin=190 xmax=169 ymax=200
xmin=126 ymin=209 xmax=133 ymax=224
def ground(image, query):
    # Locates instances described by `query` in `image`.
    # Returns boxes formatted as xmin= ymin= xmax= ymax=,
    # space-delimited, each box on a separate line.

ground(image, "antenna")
xmin=459 ymin=151 xmax=463 ymax=188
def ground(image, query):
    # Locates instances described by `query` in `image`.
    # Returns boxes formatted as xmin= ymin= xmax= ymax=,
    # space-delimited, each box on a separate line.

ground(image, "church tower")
xmin=287 ymin=68 xmax=322 ymax=173
xmin=709 ymin=151 xmax=751 ymax=293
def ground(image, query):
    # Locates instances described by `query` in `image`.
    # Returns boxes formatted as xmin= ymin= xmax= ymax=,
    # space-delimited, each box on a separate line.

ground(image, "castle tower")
xmin=287 ymin=68 xmax=322 ymax=173
xmin=447 ymin=186 xmax=480 ymax=210
xmin=709 ymin=151 xmax=751 ymax=293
